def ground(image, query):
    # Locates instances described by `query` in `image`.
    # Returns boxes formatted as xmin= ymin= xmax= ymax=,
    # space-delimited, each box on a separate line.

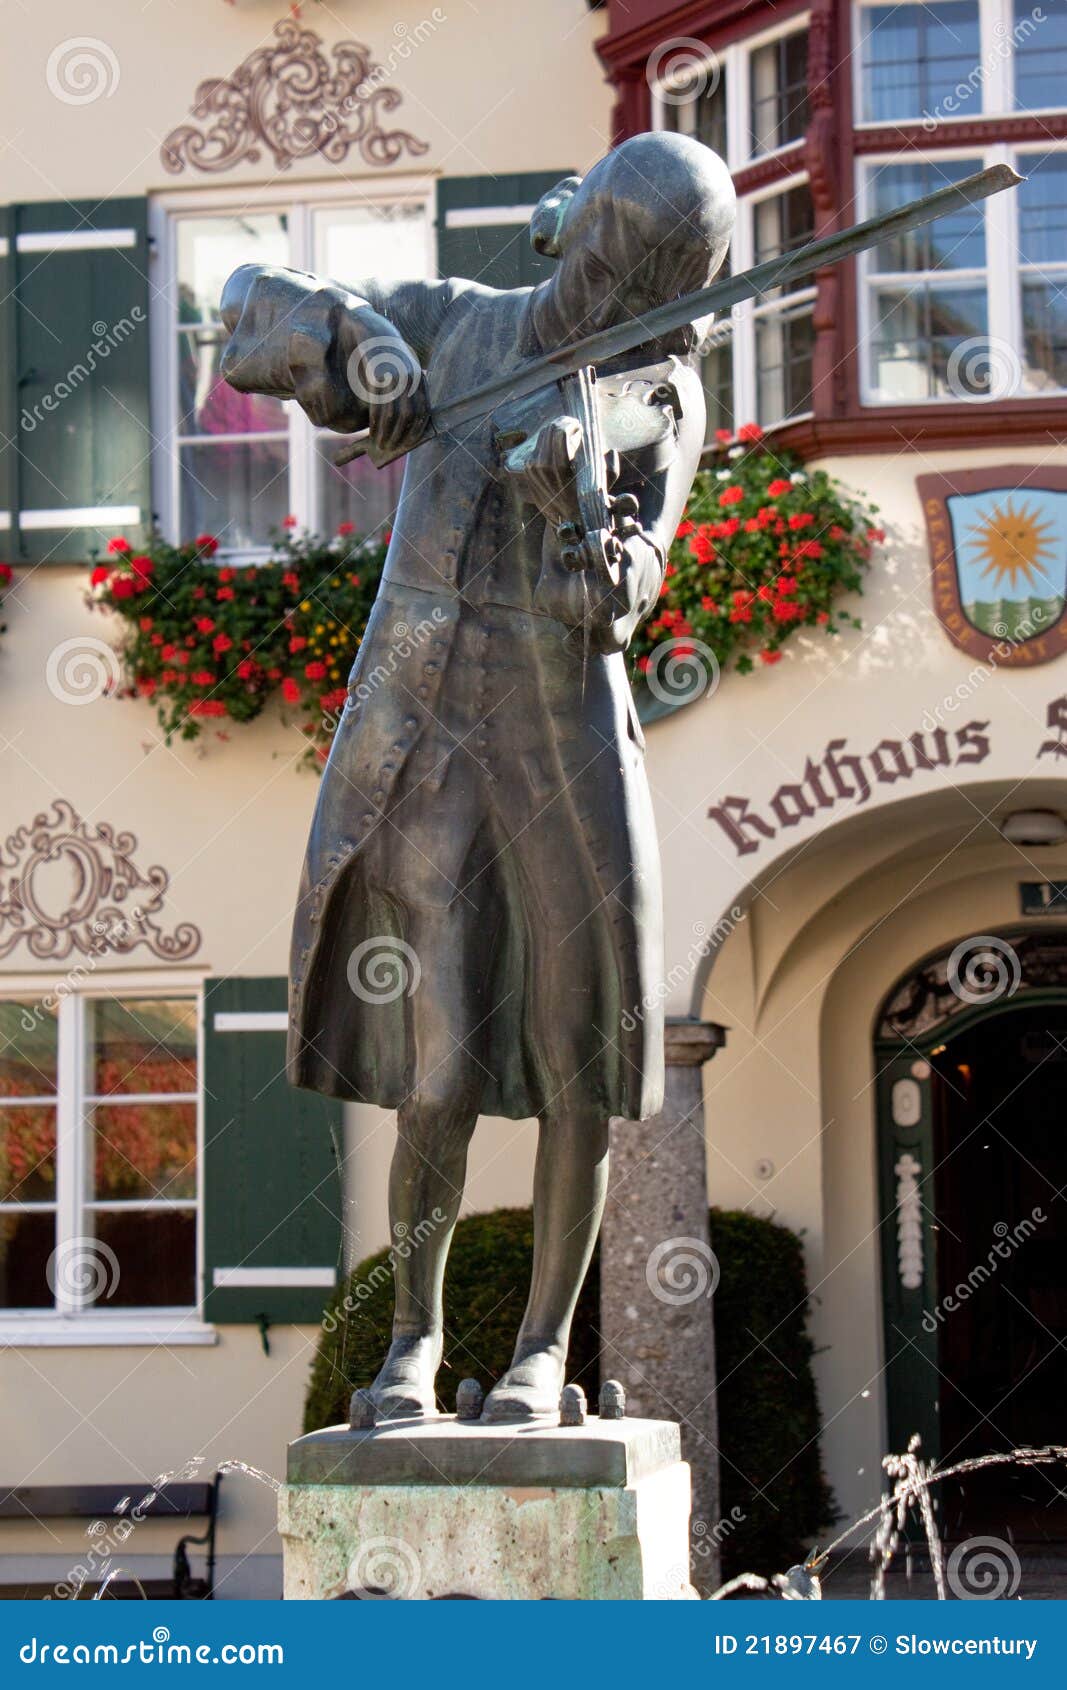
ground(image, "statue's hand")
xmin=340 ymin=312 xmax=432 ymax=457
xmin=502 ymin=415 xmax=581 ymax=530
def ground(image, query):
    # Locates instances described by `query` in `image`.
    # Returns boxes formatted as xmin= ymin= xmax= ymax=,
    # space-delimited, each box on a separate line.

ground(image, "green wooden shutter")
xmin=0 ymin=207 xmax=14 ymax=554
xmin=876 ymin=1047 xmax=939 ymax=1462
xmin=5 ymin=197 xmax=150 ymax=564
xmin=436 ymin=172 xmax=568 ymax=288
xmin=202 ymin=977 xmax=343 ymax=1325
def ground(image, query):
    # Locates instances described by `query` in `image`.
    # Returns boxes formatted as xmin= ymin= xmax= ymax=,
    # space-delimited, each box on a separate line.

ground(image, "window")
xmin=1014 ymin=0 xmax=1067 ymax=109
xmin=859 ymin=147 xmax=1067 ymax=403
xmin=700 ymin=177 xmax=816 ymax=436
xmin=861 ymin=157 xmax=988 ymax=400
xmin=750 ymin=31 xmax=809 ymax=155
xmin=155 ymin=189 xmax=432 ymax=557
xmin=0 ymin=992 xmax=199 ymax=1317
xmin=656 ymin=20 xmax=809 ymax=169
xmin=1017 ymin=152 xmax=1067 ymax=390
xmin=856 ymin=0 xmax=1065 ymax=123
xmin=858 ymin=1 xmax=982 ymax=123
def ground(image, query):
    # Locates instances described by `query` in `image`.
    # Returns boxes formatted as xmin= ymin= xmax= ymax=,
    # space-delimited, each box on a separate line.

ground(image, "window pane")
xmin=83 ymin=1211 xmax=196 ymax=1308
xmin=179 ymin=330 xmax=288 ymax=437
xmin=317 ymin=441 xmax=405 ymax=538
xmin=314 ymin=202 xmax=430 ymax=284
xmin=1017 ymin=154 xmax=1067 ymax=268
xmin=1021 ymin=282 xmax=1067 ymax=390
xmin=702 ymin=331 xmax=735 ymax=437
xmin=750 ymin=32 xmax=808 ymax=155
xmin=757 ymin=301 xmax=815 ymax=422
xmin=859 ymin=2 xmax=982 ymax=124
xmin=0 ymin=1104 xmax=57 ymax=1203
xmin=754 ymin=183 xmax=816 ymax=295
xmin=91 ymin=1103 xmax=197 ymax=1201
xmin=0 ymin=1001 xmax=57 ymax=1097
xmin=868 ymin=284 xmax=988 ymax=399
xmin=1015 ymin=0 xmax=1067 ymax=109
xmin=88 ymin=999 xmax=197 ymax=1097
xmin=0 ymin=1211 xmax=55 ymax=1308
xmin=662 ymin=66 xmax=728 ymax=157
xmin=867 ymin=159 xmax=986 ymax=272
xmin=177 ymin=213 xmax=289 ymax=325
xmin=180 ymin=439 xmax=289 ymax=550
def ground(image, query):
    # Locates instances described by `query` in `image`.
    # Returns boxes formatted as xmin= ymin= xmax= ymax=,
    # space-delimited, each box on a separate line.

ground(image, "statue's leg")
xmin=482 ymin=1110 xmax=609 ymax=1422
xmin=366 ymin=877 xmax=492 ymax=1419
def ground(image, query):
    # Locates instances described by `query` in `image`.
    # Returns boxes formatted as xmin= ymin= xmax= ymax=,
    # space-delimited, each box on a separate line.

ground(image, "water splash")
xmin=92 ymin=1567 xmax=148 ymax=1601
xmin=710 ymin=1439 xmax=1067 ymax=1602
xmin=217 ymin=1459 xmax=281 ymax=1494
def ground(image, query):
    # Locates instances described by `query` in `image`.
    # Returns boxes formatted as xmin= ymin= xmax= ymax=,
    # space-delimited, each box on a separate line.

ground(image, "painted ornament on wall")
xmin=161 ymin=19 xmax=430 ymax=175
xmin=919 ymin=467 xmax=1067 ymax=666
xmin=0 ymin=800 xmax=201 ymax=963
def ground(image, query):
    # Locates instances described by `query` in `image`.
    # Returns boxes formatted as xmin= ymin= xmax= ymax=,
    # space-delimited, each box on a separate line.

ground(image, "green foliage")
xmin=304 ymin=1208 xmax=600 ymax=1432
xmin=304 ymin=1203 xmax=835 ymax=1579
xmin=709 ymin=1206 xmax=838 ymax=1574
xmin=88 ymin=527 xmax=387 ymax=765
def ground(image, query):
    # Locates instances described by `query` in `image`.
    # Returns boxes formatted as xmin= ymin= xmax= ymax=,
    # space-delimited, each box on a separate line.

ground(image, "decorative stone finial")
xmin=559 ymin=1383 xmax=587 ymax=1426
xmin=349 ymin=1389 xmax=376 ymax=1430
xmin=456 ymin=1378 xmax=484 ymax=1421
xmin=599 ymin=1380 xmax=626 ymax=1420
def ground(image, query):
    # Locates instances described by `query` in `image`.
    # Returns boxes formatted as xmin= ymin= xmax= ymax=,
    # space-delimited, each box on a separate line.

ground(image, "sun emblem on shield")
xmin=919 ymin=469 xmax=1067 ymax=666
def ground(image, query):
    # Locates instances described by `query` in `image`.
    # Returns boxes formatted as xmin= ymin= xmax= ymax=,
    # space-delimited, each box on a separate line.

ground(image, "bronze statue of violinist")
xmin=220 ymin=134 xmax=1015 ymax=1423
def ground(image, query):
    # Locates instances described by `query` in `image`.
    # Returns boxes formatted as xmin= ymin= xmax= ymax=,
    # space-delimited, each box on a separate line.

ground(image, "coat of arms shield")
xmin=919 ymin=467 xmax=1067 ymax=666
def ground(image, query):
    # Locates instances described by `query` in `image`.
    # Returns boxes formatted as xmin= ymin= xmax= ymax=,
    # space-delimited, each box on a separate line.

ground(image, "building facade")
xmin=2 ymin=0 xmax=1067 ymax=1594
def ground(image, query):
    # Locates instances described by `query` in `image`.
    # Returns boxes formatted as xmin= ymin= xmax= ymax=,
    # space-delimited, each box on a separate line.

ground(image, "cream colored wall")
xmin=647 ymin=443 xmax=1067 ymax=1013
xmin=0 ymin=0 xmax=611 ymax=205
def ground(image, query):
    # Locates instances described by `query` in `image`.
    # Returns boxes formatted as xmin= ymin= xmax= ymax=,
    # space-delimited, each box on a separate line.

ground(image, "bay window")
xmin=656 ymin=19 xmax=809 ymax=170
xmin=860 ymin=147 xmax=1067 ymax=403
xmin=0 ymin=989 xmax=200 ymax=1323
xmin=152 ymin=185 xmax=433 ymax=557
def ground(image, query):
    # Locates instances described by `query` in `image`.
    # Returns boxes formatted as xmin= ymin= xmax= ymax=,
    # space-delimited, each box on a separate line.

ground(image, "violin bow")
xmin=334 ymin=162 xmax=1022 ymax=468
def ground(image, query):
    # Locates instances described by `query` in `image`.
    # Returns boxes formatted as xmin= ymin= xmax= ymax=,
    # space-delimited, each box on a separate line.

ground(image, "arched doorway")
xmin=875 ymin=930 xmax=1067 ymax=1541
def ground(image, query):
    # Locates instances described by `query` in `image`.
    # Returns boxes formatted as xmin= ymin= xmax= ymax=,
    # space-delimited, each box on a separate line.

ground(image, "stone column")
xmin=600 ymin=1017 xmax=726 ymax=1593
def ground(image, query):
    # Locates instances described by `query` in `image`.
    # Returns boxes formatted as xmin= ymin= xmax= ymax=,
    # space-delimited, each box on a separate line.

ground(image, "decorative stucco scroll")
xmin=160 ymin=19 xmax=430 ymax=175
xmin=0 ymin=800 xmax=202 ymax=963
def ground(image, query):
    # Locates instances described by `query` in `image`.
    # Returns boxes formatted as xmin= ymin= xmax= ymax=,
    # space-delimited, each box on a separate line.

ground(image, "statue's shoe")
xmin=367 ymin=1348 xmax=438 ymax=1420
xmin=481 ymin=1354 xmax=564 ymax=1424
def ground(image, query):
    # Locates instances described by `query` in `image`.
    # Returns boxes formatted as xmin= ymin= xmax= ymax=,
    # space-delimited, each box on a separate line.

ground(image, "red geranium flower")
xmin=675 ymin=519 xmax=696 ymax=538
xmin=212 ymin=633 xmax=233 ymax=655
xmin=0 ymin=563 xmax=11 ymax=585
xmin=760 ymin=649 xmax=783 ymax=664
xmin=282 ymin=572 xmax=300 ymax=593
xmin=189 ymin=699 xmax=228 ymax=717
xmin=305 ymin=660 xmax=327 ymax=681
xmin=194 ymin=534 xmax=219 ymax=555
xmin=192 ymin=670 xmax=216 ymax=686
xmin=107 ymin=536 xmax=131 ymax=555
xmin=111 ymin=576 xmax=137 ymax=600
xmin=89 ymin=565 xmax=109 ymax=586
xmin=196 ymin=616 xmax=215 ymax=634
xmin=282 ymin=677 xmax=302 ymax=703
xmin=289 ymin=635 xmax=307 ymax=653
xmin=282 ymin=515 xmax=298 ymax=530
xmin=737 ymin=422 xmax=763 ymax=443
xmin=714 ymin=429 xmax=732 ymax=445
xmin=718 ymin=485 xmax=744 ymax=507
xmin=337 ymin=521 xmax=356 ymax=537
xmin=767 ymin=479 xmax=791 ymax=497
xmin=216 ymin=586 xmax=235 ymax=601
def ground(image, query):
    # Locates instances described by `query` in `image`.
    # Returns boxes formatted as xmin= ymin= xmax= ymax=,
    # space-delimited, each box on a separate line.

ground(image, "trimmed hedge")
xmin=304 ymin=1205 xmax=835 ymax=1577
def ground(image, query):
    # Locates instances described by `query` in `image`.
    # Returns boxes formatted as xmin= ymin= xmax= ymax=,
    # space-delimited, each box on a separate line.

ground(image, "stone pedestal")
xmin=279 ymin=1414 xmax=694 ymax=1600
xmin=600 ymin=1017 xmax=726 ymax=1593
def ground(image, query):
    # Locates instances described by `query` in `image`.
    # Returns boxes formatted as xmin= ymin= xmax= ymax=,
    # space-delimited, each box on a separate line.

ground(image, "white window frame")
xmin=857 ymin=141 xmax=1067 ymax=405
xmin=148 ymin=176 xmax=436 ymax=561
xmin=650 ymin=15 xmax=811 ymax=171
xmin=708 ymin=169 xmax=818 ymax=433
xmin=852 ymin=0 xmax=1061 ymax=129
xmin=0 ymin=971 xmax=214 ymax=1348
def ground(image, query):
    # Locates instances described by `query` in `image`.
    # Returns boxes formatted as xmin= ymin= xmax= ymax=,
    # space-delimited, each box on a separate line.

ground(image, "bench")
xmin=0 ymin=1479 xmax=220 ymax=1599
